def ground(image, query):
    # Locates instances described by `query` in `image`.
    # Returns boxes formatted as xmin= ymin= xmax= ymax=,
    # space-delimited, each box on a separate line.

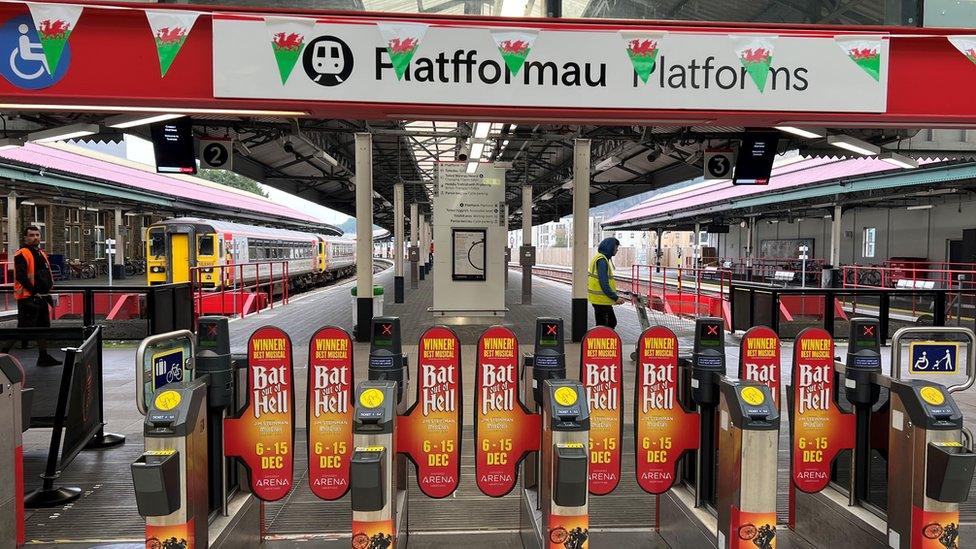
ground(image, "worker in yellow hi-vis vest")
xmin=588 ymin=237 xmax=625 ymax=329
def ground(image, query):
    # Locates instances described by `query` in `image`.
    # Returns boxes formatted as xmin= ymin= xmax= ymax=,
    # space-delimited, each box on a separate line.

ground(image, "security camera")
xmin=282 ymin=140 xmax=295 ymax=154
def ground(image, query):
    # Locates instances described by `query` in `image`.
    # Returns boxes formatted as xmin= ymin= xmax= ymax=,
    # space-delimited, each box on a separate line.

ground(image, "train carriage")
xmin=146 ymin=217 xmax=355 ymax=289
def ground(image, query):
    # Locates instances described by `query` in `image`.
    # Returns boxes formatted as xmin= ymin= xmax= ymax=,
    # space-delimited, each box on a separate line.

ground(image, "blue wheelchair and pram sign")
xmin=909 ymin=342 xmax=960 ymax=374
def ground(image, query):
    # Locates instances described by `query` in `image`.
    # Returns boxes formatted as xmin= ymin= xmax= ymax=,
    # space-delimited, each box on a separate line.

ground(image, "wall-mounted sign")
xmin=224 ymin=326 xmax=295 ymax=501
xmin=306 ymin=326 xmax=354 ymax=500
xmin=398 ymin=326 xmax=462 ymax=498
xmin=452 ymin=228 xmax=487 ymax=281
xmin=580 ymin=326 xmax=623 ymax=495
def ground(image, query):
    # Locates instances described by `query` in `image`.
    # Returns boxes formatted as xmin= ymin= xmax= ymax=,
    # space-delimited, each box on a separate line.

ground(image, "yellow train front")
xmin=146 ymin=217 xmax=355 ymax=290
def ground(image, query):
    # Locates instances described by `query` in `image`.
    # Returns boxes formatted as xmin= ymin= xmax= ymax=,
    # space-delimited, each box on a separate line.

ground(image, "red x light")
xmin=706 ymin=325 xmax=719 ymax=336
xmin=863 ymin=325 xmax=875 ymax=336
xmin=381 ymin=324 xmax=393 ymax=335
xmin=207 ymin=324 xmax=218 ymax=338
xmin=546 ymin=325 xmax=558 ymax=335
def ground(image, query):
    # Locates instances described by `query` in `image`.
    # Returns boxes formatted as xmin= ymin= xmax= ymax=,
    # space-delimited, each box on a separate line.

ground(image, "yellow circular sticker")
xmin=740 ymin=386 xmax=766 ymax=406
xmin=553 ymin=386 xmax=578 ymax=406
xmin=920 ymin=386 xmax=945 ymax=406
xmin=154 ymin=390 xmax=181 ymax=411
xmin=360 ymin=388 xmax=385 ymax=409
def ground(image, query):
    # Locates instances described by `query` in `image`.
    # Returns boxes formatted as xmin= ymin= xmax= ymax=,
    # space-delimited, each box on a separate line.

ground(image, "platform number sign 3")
xmin=200 ymin=138 xmax=233 ymax=170
xmin=704 ymin=149 xmax=734 ymax=180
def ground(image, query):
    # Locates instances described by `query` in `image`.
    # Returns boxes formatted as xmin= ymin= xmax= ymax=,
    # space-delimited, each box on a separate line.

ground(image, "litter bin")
xmin=351 ymin=285 xmax=384 ymax=335
xmin=112 ymin=263 xmax=126 ymax=280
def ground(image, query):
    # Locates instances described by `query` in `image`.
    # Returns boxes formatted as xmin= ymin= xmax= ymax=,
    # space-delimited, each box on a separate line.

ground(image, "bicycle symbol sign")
xmin=0 ymin=15 xmax=70 ymax=89
xmin=152 ymin=348 xmax=185 ymax=390
xmin=909 ymin=342 xmax=959 ymax=374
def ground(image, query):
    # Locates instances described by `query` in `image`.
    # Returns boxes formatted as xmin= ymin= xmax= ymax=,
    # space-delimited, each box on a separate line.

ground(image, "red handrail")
xmin=190 ymin=260 xmax=291 ymax=324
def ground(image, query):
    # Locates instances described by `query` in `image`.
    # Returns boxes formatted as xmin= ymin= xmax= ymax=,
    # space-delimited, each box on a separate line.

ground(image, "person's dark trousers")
xmin=592 ymin=304 xmax=617 ymax=329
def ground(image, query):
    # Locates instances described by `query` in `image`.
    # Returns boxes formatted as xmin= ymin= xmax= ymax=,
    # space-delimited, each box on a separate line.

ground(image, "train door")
xmin=170 ymin=233 xmax=191 ymax=283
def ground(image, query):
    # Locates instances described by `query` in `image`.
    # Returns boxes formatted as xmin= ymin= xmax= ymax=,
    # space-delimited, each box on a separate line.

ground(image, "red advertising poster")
xmin=224 ymin=326 xmax=295 ymax=502
xmin=634 ymin=326 xmax=700 ymax=494
xmin=474 ymin=325 xmax=541 ymax=497
xmin=147 ymin=520 xmax=194 ymax=549
xmin=790 ymin=328 xmax=855 ymax=494
xmin=351 ymin=519 xmax=395 ymax=549
xmin=739 ymin=326 xmax=781 ymax=411
xmin=397 ymin=326 xmax=462 ymax=498
xmin=729 ymin=507 xmax=777 ymax=549
xmin=579 ymin=326 xmax=623 ymax=495
xmin=307 ymin=326 xmax=354 ymax=500
xmin=912 ymin=507 xmax=961 ymax=549
xmin=548 ymin=514 xmax=589 ymax=549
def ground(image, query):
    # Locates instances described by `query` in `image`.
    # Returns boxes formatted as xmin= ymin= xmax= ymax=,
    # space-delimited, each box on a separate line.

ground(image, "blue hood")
xmin=598 ymin=237 xmax=619 ymax=258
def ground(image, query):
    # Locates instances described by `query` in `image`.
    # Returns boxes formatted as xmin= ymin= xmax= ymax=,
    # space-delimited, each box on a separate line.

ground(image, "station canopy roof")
xmin=0 ymin=141 xmax=342 ymax=234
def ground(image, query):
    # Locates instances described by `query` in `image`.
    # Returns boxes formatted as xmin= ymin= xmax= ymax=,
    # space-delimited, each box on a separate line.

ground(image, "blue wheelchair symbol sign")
xmin=909 ymin=342 xmax=959 ymax=374
xmin=0 ymin=15 xmax=70 ymax=90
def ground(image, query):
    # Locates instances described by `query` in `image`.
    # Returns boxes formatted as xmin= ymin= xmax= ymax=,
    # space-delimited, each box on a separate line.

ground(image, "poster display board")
xmin=579 ymin=326 xmax=623 ymax=495
xmin=224 ymin=326 xmax=295 ymax=501
xmin=739 ymin=326 xmax=781 ymax=411
xmin=452 ymin=228 xmax=487 ymax=281
xmin=306 ymin=326 xmax=354 ymax=500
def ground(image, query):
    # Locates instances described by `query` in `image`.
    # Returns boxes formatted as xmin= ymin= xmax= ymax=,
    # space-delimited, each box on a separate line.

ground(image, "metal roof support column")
xmin=410 ymin=202 xmax=419 ymax=289
xmin=355 ymin=133 xmax=374 ymax=343
xmin=572 ymin=139 xmax=591 ymax=342
xmin=830 ymin=205 xmax=842 ymax=268
xmin=394 ymin=183 xmax=405 ymax=303
xmin=746 ymin=217 xmax=755 ymax=280
xmin=521 ymin=184 xmax=534 ymax=305
xmin=6 ymin=192 xmax=16 ymax=278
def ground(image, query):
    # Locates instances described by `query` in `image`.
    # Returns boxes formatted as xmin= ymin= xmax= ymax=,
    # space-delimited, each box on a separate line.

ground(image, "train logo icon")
xmin=909 ymin=341 xmax=959 ymax=374
xmin=0 ymin=15 xmax=70 ymax=90
xmin=303 ymin=36 xmax=353 ymax=87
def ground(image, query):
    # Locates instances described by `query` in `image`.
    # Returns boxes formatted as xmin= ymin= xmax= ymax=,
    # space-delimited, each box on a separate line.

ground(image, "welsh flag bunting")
xmin=620 ymin=31 xmax=666 ymax=84
xmin=26 ymin=3 xmax=83 ymax=75
xmin=948 ymin=36 xmax=976 ymax=66
xmin=490 ymin=29 xmax=538 ymax=76
xmin=145 ymin=11 xmax=201 ymax=77
xmin=731 ymin=35 xmax=777 ymax=93
xmin=377 ymin=22 xmax=428 ymax=81
xmin=266 ymin=16 xmax=316 ymax=85
xmin=835 ymin=36 xmax=883 ymax=81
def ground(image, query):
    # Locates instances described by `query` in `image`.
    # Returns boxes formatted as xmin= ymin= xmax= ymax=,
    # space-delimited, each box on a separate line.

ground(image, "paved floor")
xmin=16 ymin=264 xmax=976 ymax=546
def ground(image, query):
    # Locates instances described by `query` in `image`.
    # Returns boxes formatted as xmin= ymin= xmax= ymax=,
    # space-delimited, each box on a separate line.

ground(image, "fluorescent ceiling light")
xmin=0 ymin=137 xmax=24 ymax=151
xmin=318 ymin=150 xmax=339 ymax=167
xmin=561 ymin=180 xmax=574 ymax=190
xmin=0 ymin=103 xmax=307 ymax=117
xmin=106 ymin=113 xmax=184 ymax=129
xmin=470 ymin=142 xmax=485 ymax=161
xmin=906 ymin=204 xmax=933 ymax=211
xmin=27 ymin=123 xmax=99 ymax=143
xmin=879 ymin=151 xmax=918 ymax=169
xmin=473 ymin=122 xmax=492 ymax=140
xmin=466 ymin=162 xmax=478 ymax=174
xmin=827 ymin=135 xmax=880 ymax=156
xmin=774 ymin=126 xmax=826 ymax=139
xmin=594 ymin=155 xmax=621 ymax=171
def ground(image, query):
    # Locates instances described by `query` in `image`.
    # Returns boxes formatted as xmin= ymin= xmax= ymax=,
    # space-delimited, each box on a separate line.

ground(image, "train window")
xmin=198 ymin=234 xmax=216 ymax=256
xmin=149 ymin=229 xmax=165 ymax=257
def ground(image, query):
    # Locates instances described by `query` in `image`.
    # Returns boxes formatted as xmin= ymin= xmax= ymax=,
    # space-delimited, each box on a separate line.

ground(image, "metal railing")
xmin=190 ymin=260 xmax=290 ymax=321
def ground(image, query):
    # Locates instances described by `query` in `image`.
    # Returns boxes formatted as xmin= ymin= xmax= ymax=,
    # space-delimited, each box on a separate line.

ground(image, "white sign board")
xmin=213 ymin=18 xmax=888 ymax=113
xmin=199 ymin=138 xmax=234 ymax=170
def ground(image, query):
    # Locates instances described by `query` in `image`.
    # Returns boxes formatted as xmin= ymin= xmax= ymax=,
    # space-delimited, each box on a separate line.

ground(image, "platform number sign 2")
xmin=199 ymin=138 xmax=233 ymax=170
xmin=704 ymin=149 xmax=734 ymax=180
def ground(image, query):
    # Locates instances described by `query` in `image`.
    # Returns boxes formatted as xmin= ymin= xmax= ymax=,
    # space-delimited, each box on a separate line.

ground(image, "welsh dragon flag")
xmin=836 ymin=35 xmax=883 ymax=81
xmin=620 ymin=31 xmax=666 ymax=84
xmin=948 ymin=36 xmax=976 ymax=66
xmin=26 ymin=3 xmax=83 ymax=75
xmin=731 ymin=35 xmax=777 ymax=93
xmin=377 ymin=22 xmax=428 ymax=81
xmin=490 ymin=29 xmax=538 ymax=76
xmin=146 ymin=11 xmax=201 ymax=77
xmin=266 ymin=16 xmax=316 ymax=85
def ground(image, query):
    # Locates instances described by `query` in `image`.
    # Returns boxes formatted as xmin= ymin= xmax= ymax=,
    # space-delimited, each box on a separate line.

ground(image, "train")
xmin=146 ymin=217 xmax=356 ymax=289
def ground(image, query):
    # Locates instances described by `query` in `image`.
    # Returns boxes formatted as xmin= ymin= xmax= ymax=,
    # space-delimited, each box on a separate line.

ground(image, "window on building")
xmin=29 ymin=205 xmax=47 ymax=248
xmin=863 ymin=227 xmax=876 ymax=258
xmin=95 ymin=212 xmax=106 ymax=259
xmin=64 ymin=208 xmax=82 ymax=260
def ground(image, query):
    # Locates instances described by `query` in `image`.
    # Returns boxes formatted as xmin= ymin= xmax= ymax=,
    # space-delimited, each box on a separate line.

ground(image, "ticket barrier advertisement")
xmin=1 ymin=354 xmax=27 ymax=547
xmin=351 ymin=381 xmax=400 ymax=549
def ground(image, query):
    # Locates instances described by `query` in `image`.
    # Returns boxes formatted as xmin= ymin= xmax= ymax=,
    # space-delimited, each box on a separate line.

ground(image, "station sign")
xmin=909 ymin=341 xmax=959 ymax=374
xmin=474 ymin=325 xmax=540 ymax=497
xmin=398 ymin=326 xmax=462 ymax=498
xmin=306 ymin=326 xmax=354 ymax=500
xmin=199 ymin=137 xmax=234 ymax=170
xmin=224 ymin=326 xmax=295 ymax=501
xmin=580 ymin=326 xmax=623 ymax=495
xmin=739 ymin=326 xmax=781 ymax=411
xmin=634 ymin=326 xmax=700 ymax=494
xmin=789 ymin=327 xmax=854 ymax=494
xmin=703 ymin=149 xmax=734 ymax=180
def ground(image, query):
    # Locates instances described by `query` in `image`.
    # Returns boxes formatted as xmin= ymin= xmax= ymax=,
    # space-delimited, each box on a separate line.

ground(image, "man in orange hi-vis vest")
xmin=3 ymin=226 xmax=59 ymax=367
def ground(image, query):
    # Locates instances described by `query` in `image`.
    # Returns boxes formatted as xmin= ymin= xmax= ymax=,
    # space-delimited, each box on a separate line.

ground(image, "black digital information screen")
xmin=732 ymin=132 xmax=779 ymax=185
xmin=150 ymin=118 xmax=197 ymax=174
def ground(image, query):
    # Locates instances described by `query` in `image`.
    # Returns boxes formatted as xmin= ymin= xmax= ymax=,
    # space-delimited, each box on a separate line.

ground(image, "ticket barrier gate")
xmin=1 ymin=355 xmax=27 ymax=547
xmin=792 ymin=321 xmax=976 ymax=549
xmin=660 ymin=317 xmax=781 ymax=549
